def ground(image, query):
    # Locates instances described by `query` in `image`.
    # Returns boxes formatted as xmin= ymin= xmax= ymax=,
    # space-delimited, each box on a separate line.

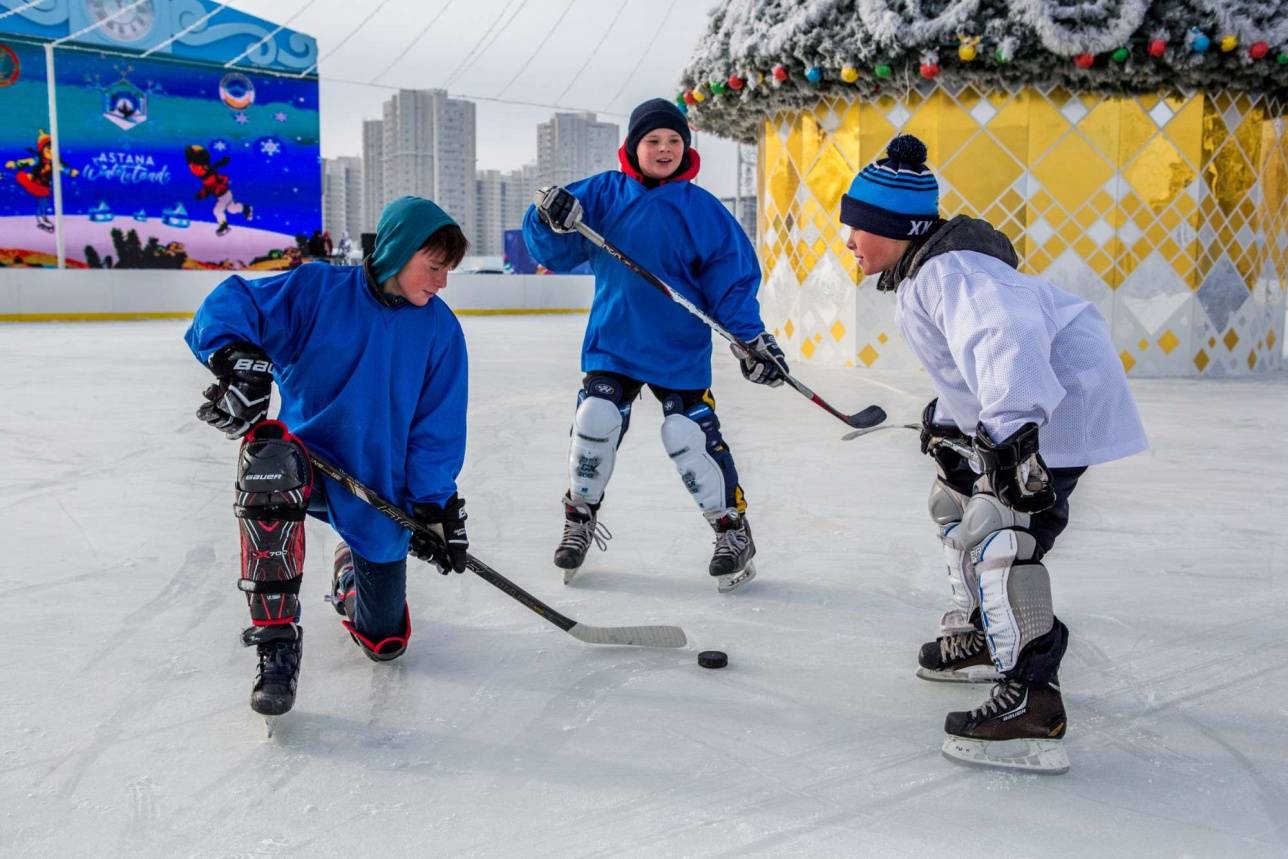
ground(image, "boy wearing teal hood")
xmin=185 ymin=196 xmax=472 ymax=719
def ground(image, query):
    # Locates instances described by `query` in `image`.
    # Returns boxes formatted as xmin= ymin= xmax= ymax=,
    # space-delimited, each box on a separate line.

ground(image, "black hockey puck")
xmin=698 ymin=650 xmax=728 ymax=669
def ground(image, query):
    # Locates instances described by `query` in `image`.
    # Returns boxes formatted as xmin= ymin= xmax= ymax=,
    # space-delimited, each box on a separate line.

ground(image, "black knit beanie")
xmin=625 ymin=98 xmax=691 ymax=162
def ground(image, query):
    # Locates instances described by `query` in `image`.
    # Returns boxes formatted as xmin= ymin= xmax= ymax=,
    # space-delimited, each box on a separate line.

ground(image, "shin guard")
xmin=235 ymin=421 xmax=312 ymax=627
xmin=929 ymin=479 xmax=975 ymax=633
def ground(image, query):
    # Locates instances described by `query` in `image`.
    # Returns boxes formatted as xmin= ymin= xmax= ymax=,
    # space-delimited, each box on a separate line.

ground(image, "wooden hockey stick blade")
xmin=567 ymin=623 xmax=687 ymax=648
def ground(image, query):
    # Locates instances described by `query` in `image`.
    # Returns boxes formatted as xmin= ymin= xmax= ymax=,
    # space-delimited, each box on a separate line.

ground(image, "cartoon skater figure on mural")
xmin=185 ymin=143 xmax=253 ymax=236
xmin=4 ymin=129 xmax=78 ymax=232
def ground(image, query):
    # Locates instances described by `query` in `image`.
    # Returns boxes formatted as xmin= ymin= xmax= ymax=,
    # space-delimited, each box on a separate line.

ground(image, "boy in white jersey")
xmin=840 ymin=135 xmax=1147 ymax=773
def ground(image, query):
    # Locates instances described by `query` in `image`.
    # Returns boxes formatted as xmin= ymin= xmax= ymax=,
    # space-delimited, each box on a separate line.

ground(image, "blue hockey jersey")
xmin=185 ymin=262 xmax=468 ymax=562
xmin=522 ymin=149 xmax=765 ymax=390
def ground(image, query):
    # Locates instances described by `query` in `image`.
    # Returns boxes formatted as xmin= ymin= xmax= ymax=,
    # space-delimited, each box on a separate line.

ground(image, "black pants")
xmin=938 ymin=454 xmax=1086 ymax=560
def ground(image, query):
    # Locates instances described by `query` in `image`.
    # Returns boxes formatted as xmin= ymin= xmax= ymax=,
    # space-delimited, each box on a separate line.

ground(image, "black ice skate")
xmin=216 ymin=220 xmax=231 ymax=236
xmin=242 ymin=625 xmax=303 ymax=735
xmin=708 ymin=510 xmax=756 ymax=593
xmin=917 ymin=627 xmax=1002 ymax=683
xmin=941 ymin=678 xmax=1070 ymax=774
xmin=554 ymin=493 xmax=611 ymax=584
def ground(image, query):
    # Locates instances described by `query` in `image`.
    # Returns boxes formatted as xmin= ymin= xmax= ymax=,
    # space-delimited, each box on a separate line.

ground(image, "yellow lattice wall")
xmin=757 ymin=85 xmax=1287 ymax=375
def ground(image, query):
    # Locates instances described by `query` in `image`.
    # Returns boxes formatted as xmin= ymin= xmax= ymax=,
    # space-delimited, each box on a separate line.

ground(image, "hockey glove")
xmin=197 ymin=343 xmax=273 ymax=439
xmin=919 ymin=398 xmax=971 ymax=474
xmin=974 ymin=422 xmax=1056 ymax=514
xmin=533 ymin=185 xmax=583 ymax=233
xmin=410 ymin=494 xmax=469 ymax=574
xmin=733 ymin=332 xmax=788 ymax=387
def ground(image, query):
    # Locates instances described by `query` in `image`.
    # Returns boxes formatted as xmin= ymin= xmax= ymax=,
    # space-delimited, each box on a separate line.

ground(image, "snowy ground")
xmin=2 ymin=315 xmax=1286 ymax=858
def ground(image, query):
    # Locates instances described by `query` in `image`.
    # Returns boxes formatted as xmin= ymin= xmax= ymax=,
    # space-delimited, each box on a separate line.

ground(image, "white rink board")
xmin=1 ymin=316 xmax=1286 ymax=857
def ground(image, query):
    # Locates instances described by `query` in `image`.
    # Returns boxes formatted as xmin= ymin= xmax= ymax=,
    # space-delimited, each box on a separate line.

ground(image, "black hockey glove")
xmin=974 ymin=422 xmax=1056 ymax=514
xmin=919 ymin=398 xmax=971 ymax=473
xmin=197 ymin=343 xmax=273 ymax=439
xmin=733 ymin=332 xmax=787 ymax=387
xmin=533 ymin=185 xmax=583 ymax=233
xmin=410 ymin=494 xmax=469 ymax=574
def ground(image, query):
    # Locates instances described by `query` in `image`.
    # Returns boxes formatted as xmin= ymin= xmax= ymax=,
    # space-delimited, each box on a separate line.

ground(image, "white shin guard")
xmin=929 ymin=480 xmax=975 ymax=633
xmin=661 ymin=413 xmax=726 ymax=515
xmin=568 ymin=396 xmax=623 ymax=507
xmin=963 ymin=493 xmax=1053 ymax=674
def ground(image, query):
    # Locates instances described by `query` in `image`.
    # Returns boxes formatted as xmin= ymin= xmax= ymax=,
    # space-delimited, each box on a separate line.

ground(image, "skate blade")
xmin=562 ymin=566 xmax=581 ymax=585
xmin=916 ymin=665 xmax=1003 ymax=683
xmin=264 ymin=716 xmax=279 ymax=738
xmin=716 ymin=562 xmax=757 ymax=594
xmin=941 ymin=735 xmax=1069 ymax=775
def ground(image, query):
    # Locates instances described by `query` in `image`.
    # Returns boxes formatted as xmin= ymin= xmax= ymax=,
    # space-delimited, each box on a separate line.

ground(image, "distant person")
xmin=523 ymin=98 xmax=786 ymax=593
xmin=837 ymin=134 xmax=1147 ymax=774
xmin=184 ymin=196 xmax=472 ymax=721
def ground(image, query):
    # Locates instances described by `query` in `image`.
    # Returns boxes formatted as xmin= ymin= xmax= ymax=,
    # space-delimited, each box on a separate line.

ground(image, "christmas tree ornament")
xmin=727 ymin=73 xmax=744 ymax=90
xmin=805 ymin=66 xmax=823 ymax=82
xmin=1075 ymin=53 xmax=1095 ymax=68
xmin=1219 ymin=34 xmax=1238 ymax=52
xmin=1111 ymin=46 xmax=1129 ymax=62
xmin=841 ymin=65 xmax=859 ymax=83
xmin=1248 ymin=41 xmax=1268 ymax=60
xmin=772 ymin=64 xmax=788 ymax=81
xmin=1148 ymin=38 xmax=1167 ymax=58
xmin=1189 ymin=29 xmax=1211 ymax=53
xmin=874 ymin=63 xmax=892 ymax=78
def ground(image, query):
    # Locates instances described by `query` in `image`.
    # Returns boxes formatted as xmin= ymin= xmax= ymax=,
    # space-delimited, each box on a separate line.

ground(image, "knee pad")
xmin=929 ymin=479 xmax=976 ymax=632
xmin=973 ymin=525 xmax=1054 ymax=676
xmin=660 ymin=402 xmax=741 ymax=514
xmin=568 ymin=393 xmax=625 ymax=506
xmin=343 ymin=604 xmax=412 ymax=662
xmin=235 ymin=421 xmax=312 ymax=626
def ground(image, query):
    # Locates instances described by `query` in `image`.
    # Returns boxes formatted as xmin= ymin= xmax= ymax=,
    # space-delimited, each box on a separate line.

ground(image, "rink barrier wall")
xmin=0 ymin=269 xmax=593 ymax=321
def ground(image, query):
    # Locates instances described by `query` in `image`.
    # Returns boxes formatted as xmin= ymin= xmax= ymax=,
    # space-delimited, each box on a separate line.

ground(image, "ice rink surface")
xmin=2 ymin=314 xmax=1286 ymax=857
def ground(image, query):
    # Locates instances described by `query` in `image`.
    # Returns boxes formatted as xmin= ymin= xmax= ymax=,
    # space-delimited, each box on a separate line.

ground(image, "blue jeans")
xmin=308 ymin=485 xmax=408 ymax=641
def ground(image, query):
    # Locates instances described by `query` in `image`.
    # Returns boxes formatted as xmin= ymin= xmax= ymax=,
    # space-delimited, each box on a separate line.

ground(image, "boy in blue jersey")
xmin=523 ymin=98 xmax=786 ymax=593
xmin=185 ymin=196 xmax=472 ymax=718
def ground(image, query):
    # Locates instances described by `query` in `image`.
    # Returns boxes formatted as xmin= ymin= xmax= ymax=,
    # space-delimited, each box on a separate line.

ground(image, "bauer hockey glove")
xmin=733 ymin=332 xmax=788 ymax=387
xmin=533 ymin=186 xmax=583 ymax=233
xmin=197 ymin=343 xmax=273 ymax=439
xmin=974 ymin=422 xmax=1056 ymax=514
xmin=410 ymin=495 xmax=469 ymax=574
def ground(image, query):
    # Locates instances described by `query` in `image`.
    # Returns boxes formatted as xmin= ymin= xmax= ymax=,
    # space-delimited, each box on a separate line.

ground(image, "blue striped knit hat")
xmin=840 ymin=135 xmax=939 ymax=239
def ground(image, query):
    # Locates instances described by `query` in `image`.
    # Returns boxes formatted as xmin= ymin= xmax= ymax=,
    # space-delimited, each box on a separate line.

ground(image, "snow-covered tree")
xmin=681 ymin=0 xmax=1288 ymax=140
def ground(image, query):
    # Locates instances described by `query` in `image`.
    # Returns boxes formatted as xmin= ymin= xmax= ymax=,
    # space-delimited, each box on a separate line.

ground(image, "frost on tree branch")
xmin=680 ymin=0 xmax=1288 ymax=141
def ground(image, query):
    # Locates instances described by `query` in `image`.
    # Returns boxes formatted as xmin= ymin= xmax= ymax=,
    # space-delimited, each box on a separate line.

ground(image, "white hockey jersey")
xmin=893 ymin=228 xmax=1147 ymax=469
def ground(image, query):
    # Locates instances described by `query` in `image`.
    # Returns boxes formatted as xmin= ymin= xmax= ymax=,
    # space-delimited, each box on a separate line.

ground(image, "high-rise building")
xmin=380 ymin=89 xmax=476 ymax=241
xmin=474 ymin=162 xmax=540 ymax=258
xmin=361 ymin=119 xmax=384 ymax=233
xmin=322 ymin=156 xmax=363 ymax=240
xmin=537 ymin=112 xmax=619 ymax=188
xmin=475 ymin=169 xmax=505 ymax=257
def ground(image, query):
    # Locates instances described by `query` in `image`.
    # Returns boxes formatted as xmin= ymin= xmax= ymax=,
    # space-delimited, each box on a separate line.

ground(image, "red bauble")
xmin=682 ymin=91 xmax=697 ymax=106
xmin=727 ymin=74 xmax=744 ymax=90
xmin=772 ymin=64 xmax=788 ymax=81
xmin=1148 ymin=39 xmax=1167 ymax=58
xmin=1074 ymin=53 xmax=1095 ymax=68
xmin=919 ymin=62 xmax=940 ymax=79
xmin=1250 ymin=41 xmax=1269 ymax=59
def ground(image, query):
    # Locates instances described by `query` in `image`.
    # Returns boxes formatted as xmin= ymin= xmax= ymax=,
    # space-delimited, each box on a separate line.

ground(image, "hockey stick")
xmin=841 ymin=422 xmax=918 ymax=441
xmin=307 ymin=451 xmax=687 ymax=649
xmin=572 ymin=221 xmax=887 ymax=430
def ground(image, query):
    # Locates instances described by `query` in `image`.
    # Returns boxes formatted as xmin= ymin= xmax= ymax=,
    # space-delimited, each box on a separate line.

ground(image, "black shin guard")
xmin=235 ymin=421 xmax=312 ymax=628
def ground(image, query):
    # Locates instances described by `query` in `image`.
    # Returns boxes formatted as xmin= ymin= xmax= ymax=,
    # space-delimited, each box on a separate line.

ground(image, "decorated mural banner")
xmin=0 ymin=41 xmax=321 ymax=270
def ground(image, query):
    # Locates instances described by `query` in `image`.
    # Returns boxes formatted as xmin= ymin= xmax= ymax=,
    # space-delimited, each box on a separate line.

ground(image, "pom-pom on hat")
xmin=840 ymin=135 xmax=940 ymax=239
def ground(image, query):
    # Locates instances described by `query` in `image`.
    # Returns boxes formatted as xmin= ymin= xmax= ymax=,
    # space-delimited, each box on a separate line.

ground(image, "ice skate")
xmin=554 ymin=493 xmax=610 ymax=583
xmin=326 ymin=541 xmax=355 ymax=618
xmin=917 ymin=626 xmax=1002 ymax=683
xmin=216 ymin=220 xmax=231 ymax=236
xmin=941 ymin=678 xmax=1070 ymax=774
xmin=708 ymin=510 xmax=756 ymax=593
xmin=242 ymin=624 xmax=303 ymax=720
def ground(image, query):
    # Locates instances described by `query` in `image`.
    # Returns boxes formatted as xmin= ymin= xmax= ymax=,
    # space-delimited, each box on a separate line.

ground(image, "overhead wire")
xmin=491 ymin=0 xmax=578 ymax=99
xmin=369 ymin=0 xmax=459 ymax=85
xmin=438 ymin=0 xmax=527 ymax=90
xmin=599 ymin=0 xmax=680 ymax=112
xmin=551 ymin=0 xmax=628 ymax=107
xmin=295 ymin=0 xmax=399 ymax=77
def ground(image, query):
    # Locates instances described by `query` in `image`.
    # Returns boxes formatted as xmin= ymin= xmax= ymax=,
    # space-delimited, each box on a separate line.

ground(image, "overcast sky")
xmin=224 ymin=0 xmax=741 ymax=196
